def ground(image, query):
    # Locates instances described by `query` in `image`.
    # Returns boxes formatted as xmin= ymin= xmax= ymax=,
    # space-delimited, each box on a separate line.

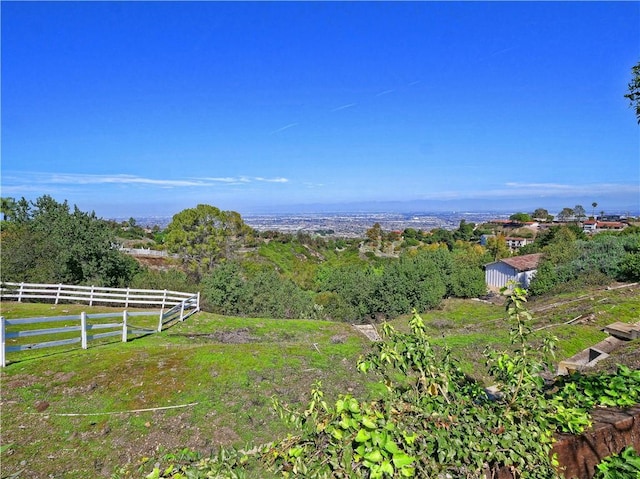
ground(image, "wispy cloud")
xmin=48 ymin=173 xmax=207 ymax=187
xmin=375 ymin=89 xmax=395 ymax=97
xmin=3 ymin=172 xmax=290 ymax=190
xmin=255 ymin=177 xmax=288 ymax=183
xmin=331 ymin=103 xmax=356 ymax=112
xmin=270 ymin=122 xmax=298 ymax=135
xmin=201 ymin=176 xmax=251 ymax=183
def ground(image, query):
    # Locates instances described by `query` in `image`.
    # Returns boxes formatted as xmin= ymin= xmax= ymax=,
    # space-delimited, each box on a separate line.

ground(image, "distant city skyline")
xmin=2 ymin=2 xmax=639 ymax=218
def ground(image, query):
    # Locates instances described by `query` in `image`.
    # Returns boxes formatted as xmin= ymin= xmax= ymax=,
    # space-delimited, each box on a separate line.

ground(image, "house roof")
xmin=499 ymin=253 xmax=543 ymax=272
xmin=597 ymin=221 xmax=625 ymax=228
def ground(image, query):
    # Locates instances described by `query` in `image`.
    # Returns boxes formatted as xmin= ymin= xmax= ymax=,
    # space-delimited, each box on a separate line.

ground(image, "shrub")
xmin=264 ymin=288 xmax=564 ymax=478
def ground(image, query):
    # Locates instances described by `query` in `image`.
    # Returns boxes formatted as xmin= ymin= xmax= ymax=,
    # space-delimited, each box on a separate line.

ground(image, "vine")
xmin=264 ymin=286 xmax=567 ymax=478
xmin=118 ymin=286 xmax=639 ymax=478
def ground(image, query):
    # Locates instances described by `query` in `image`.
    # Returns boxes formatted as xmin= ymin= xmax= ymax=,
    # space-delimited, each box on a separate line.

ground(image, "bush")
xmin=265 ymin=288 xmax=564 ymax=478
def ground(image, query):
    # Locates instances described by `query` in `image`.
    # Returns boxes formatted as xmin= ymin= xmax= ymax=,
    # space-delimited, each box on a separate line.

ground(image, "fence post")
xmin=90 ymin=285 xmax=95 ymax=307
xmin=81 ymin=312 xmax=88 ymax=349
xmin=158 ymin=311 xmax=163 ymax=332
xmin=122 ymin=311 xmax=128 ymax=342
xmin=162 ymin=289 xmax=167 ymax=310
xmin=180 ymin=301 xmax=185 ymax=321
xmin=125 ymin=287 xmax=130 ymax=308
xmin=18 ymin=282 xmax=24 ymax=303
xmin=1 ymin=316 xmax=6 ymax=368
xmin=196 ymin=291 xmax=201 ymax=311
xmin=55 ymin=283 xmax=63 ymax=305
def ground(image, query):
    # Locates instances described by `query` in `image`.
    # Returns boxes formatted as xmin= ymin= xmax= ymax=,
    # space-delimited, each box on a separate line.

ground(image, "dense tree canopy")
xmin=0 ymin=195 xmax=139 ymax=286
xmin=164 ymin=204 xmax=254 ymax=280
xmin=510 ymin=212 xmax=532 ymax=223
xmin=532 ymin=208 xmax=550 ymax=221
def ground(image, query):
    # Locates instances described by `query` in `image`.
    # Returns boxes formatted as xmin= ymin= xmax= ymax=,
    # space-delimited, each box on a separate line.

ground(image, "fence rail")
xmin=0 ymin=283 xmax=200 ymax=367
xmin=0 ymin=282 xmax=195 ymax=308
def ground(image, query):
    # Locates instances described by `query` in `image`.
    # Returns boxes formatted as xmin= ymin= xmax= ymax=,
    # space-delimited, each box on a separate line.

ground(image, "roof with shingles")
xmin=499 ymin=253 xmax=543 ymax=272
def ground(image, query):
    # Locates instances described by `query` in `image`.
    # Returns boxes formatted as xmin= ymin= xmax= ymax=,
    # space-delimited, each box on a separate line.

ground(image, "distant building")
xmin=582 ymin=220 xmax=627 ymax=234
xmin=480 ymin=234 xmax=533 ymax=251
xmin=484 ymin=253 xmax=543 ymax=290
xmin=504 ymin=237 xmax=534 ymax=250
xmin=582 ymin=220 xmax=597 ymax=233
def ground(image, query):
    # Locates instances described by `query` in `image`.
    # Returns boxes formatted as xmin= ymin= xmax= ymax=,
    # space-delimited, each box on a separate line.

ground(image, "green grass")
xmin=1 ymin=305 xmax=374 ymax=479
xmin=1 ymin=283 xmax=638 ymax=478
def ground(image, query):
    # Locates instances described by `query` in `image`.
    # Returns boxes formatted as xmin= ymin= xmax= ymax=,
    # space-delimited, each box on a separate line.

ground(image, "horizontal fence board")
xmin=6 ymin=316 xmax=81 ymax=325
xmin=86 ymin=323 xmax=122 ymax=330
xmin=129 ymin=329 xmax=155 ymax=335
xmin=127 ymin=312 xmax=162 ymax=317
xmin=86 ymin=313 xmax=132 ymax=320
xmin=7 ymin=337 xmax=81 ymax=352
xmin=7 ymin=326 xmax=81 ymax=338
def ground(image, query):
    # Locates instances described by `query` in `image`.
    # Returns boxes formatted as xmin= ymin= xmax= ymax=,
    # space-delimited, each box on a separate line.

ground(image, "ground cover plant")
xmin=0 ymin=305 xmax=374 ymax=479
xmin=594 ymin=446 xmax=640 ymax=479
xmin=122 ymin=287 xmax=640 ymax=478
xmin=1 ymin=282 xmax=638 ymax=478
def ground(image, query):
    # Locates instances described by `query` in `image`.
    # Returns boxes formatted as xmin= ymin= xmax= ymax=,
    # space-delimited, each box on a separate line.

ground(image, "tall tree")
xmin=573 ymin=205 xmax=586 ymax=222
xmin=591 ymin=202 xmax=598 ymax=218
xmin=164 ymin=204 xmax=254 ymax=280
xmin=453 ymin=219 xmax=475 ymax=241
xmin=532 ymin=208 xmax=550 ymax=221
xmin=0 ymin=197 xmax=16 ymax=221
xmin=486 ymin=233 xmax=510 ymax=261
xmin=0 ymin=195 xmax=138 ymax=286
xmin=365 ymin=222 xmax=383 ymax=248
xmin=556 ymin=207 xmax=575 ymax=222
xmin=509 ymin=212 xmax=532 ymax=223
xmin=624 ymin=61 xmax=640 ymax=124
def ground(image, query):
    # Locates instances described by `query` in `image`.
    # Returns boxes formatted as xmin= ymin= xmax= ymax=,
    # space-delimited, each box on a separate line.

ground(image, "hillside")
xmin=1 ymin=283 xmax=638 ymax=478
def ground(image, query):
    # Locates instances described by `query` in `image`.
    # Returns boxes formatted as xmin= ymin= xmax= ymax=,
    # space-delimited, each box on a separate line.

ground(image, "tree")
xmin=624 ymin=61 xmax=640 ymax=124
xmin=556 ymin=207 xmax=574 ymax=222
xmin=202 ymin=261 xmax=246 ymax=315
xmin=573 ymin=205 xmax=586 ymax=222
xmin=426 ymin=227 xmax=454 ymax=250
xmin=365 ymin=222 xmax=383 ymax=248
xmin=164 ymin=204 xmax=254 ymax=280
xmin=532 ymin=208 xmax=550 ymax=221
xmin=1 ymin=197 xmax=16 ymax=221
xmin=453 ymin=219 xmax=475 ymax=241
xmin=510 ymin=212 xmax=532 ymax=223
xmin=0 ymin=195 xmax=139 ymax=286
xmin=486 ymin=233 xmax=510 ymax=261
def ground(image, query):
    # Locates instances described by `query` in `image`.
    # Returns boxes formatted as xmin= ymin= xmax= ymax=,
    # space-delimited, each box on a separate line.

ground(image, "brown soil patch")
xmin=171 ymin=328 xmax=258 ymax=344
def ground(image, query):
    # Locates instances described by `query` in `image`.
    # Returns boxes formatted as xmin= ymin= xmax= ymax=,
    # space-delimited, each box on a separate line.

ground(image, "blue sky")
xmin=2 ymin=1 xmax=639 ymax=218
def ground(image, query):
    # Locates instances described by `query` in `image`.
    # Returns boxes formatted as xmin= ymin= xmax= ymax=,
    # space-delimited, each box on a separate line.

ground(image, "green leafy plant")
xmin=263 ymin=286 xmax=569 ymax=478
xmin=594 ymin=447 xmax=640 ymax=479
xmin=551 ymin=365 xmax=640 ymax=409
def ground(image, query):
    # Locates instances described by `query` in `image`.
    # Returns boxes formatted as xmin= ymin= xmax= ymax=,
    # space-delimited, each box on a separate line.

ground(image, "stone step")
xmin=353 ymin=324 xmax=381 ymax=342
xmin=603 ymin=321 xmax=640 ymax=340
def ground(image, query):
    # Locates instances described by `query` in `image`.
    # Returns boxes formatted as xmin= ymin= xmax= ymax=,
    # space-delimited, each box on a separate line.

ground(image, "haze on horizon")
xmin=2 ymin=2 xmax=639 ymax=219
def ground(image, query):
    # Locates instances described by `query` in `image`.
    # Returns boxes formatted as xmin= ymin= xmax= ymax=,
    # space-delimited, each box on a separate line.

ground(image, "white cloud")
xmin=3 ymin=172 xmax=290 ymax=190
xmin=255 ymin=177 xmax=288 ymax=183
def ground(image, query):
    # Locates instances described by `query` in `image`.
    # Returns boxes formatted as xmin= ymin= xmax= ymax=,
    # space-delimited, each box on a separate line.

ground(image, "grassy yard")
xmin=1 ymin=283 xmax=638 ymax=478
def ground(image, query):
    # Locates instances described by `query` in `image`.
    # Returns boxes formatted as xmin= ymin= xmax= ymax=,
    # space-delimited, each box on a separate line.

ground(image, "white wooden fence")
xmin=0 ymin=283 xmax=200 ymax=367
xmin=0 ymin=282 xmax=197 ymax=309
